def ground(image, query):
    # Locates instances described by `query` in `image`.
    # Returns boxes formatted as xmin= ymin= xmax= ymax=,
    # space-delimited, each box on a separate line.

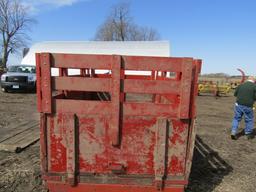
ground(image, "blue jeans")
xmin=231 ymin=104 xmax=254 ymax=135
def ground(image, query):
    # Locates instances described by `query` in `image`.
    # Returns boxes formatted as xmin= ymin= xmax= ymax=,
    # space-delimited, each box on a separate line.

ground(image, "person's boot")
xmin=246 ymin=134 xmax=255 ymax=140
xmin=231 ymin=134 xmax=238 ymax=140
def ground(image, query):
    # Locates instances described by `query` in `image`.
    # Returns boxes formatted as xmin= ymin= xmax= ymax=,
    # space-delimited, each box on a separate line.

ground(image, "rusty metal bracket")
xmin=154 ymin=118 xmax=169 ymax=190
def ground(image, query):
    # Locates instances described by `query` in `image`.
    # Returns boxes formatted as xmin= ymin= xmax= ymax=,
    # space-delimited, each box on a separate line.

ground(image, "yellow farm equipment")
xmin=198 ymin=68 xmax=245 ymax=96
xmin=198 ymin=81 xmax=231 ymax=96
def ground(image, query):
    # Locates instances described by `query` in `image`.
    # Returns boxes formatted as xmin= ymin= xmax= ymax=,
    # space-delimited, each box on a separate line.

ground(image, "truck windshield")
xmin=8 ymin=66 xmax=36 ymax=73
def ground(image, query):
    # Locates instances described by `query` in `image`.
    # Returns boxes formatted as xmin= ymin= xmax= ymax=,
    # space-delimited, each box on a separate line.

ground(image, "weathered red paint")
xmin=36 ymin=53 xmax=42 ymax=112
xmin=39 ymin=53 xmax=52 ymax=113
xmin=36 ymin=53 xmax=202 ymax=192
xmin=40 ymin=113 xmax=48 ymax=173
xmin=110 ymin=55 xmax=122 ymax=146
xmin=47 ymin=183 xmax=185 ymax=192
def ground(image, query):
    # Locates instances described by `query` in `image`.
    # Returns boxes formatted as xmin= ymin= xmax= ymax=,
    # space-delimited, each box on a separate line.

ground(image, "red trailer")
xmin=36 ymin=53 xmax=202 ymax=192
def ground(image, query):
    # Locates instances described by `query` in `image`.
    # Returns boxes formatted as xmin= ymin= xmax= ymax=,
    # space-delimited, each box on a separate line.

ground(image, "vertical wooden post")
xmin=110 ymin=55 xmax=122 ymax=146
xmin=154 ymin=118 xmax=168 ymax=190
xmin=66 ymin=114 xmax=77 ymax=186
xmin=179 ymin=58 xmax=193 ymax=119
xmin=40 ymin=53 xmax=52 ymax=114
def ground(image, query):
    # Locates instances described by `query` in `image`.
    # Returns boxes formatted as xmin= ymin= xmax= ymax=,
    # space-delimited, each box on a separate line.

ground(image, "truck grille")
xmin=6 ymin=76 xmax=28 ymax=83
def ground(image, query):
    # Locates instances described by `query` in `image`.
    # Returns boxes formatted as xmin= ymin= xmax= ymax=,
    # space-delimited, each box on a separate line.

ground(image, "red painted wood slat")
xmin=52 ymin=76 xmax=111 ymax=92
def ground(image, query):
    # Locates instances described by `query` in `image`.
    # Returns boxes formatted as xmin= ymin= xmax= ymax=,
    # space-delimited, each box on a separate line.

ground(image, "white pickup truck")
xmin=1 ymin=65 xmax=36 ymax=92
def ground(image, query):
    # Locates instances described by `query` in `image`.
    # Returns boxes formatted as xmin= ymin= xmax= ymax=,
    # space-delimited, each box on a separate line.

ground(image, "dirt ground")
xmin=187 ymin=94 xmax=256 ymax=192
xmin=0 ymin=91 xmax=255 ymax=192
xmin=0 ymin=91 xmax=43 ymax=192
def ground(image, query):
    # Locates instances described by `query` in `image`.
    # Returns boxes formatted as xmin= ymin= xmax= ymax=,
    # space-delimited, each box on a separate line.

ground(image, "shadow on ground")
xmin=186 ymin=135 xmax=233 ymax=192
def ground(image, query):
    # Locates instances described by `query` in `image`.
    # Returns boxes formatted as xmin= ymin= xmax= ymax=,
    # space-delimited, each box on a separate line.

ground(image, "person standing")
xmin=231 ymin=76 xmax=256 ymax=140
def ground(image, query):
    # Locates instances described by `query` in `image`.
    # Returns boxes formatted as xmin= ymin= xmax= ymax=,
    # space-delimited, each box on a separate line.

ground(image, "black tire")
xmin=34 ymin=81 xmax=37 ymax=93
xmin=1 ymin=87 xmax=8 ymax=92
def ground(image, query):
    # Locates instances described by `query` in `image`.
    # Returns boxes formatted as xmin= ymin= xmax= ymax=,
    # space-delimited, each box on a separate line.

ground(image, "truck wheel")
xmin=1 ymin=88 xmax=8 ymax=92
xmin=34 ymin=82 xmax=37 ymax=93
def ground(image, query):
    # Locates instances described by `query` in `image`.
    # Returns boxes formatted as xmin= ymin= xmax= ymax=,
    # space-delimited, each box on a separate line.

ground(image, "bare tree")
xmin=95 ymin=2 xmax=160 ymax=41
xmin=0 ymin=0 xmax=35 ymax=68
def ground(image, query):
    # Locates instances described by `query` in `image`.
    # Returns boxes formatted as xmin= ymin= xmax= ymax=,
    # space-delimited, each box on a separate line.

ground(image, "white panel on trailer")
xmin=21 ymin=41 xmax=170 ymax=76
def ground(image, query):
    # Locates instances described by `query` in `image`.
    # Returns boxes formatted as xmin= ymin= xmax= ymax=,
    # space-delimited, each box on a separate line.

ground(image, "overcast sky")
xmin=9 ymin=0 xmax=256 ymax=75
